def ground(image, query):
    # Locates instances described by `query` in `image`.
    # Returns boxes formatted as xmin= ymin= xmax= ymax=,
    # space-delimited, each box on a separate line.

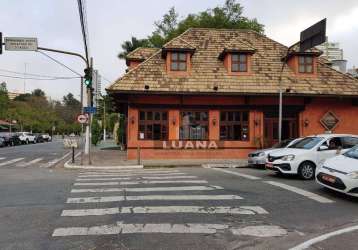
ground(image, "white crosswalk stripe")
xmin=61 ymin=206 xmax=268 ymax=216
xmin=53 ymin=169 xmax=271 ymax=240
xmin=0 ymin=158 xmax=24 ymax=167
xmin=0 ymin=157 xmax=6 ymax=161
xmin=16 ymin=158 xmax=43 ymax=167
xmin=66 ymin=194 xmax=243 ymax=204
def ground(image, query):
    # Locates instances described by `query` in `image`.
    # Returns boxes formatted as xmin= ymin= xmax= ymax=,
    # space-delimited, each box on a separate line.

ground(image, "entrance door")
xmin=264 ymin=118 xmax=298 ymax=147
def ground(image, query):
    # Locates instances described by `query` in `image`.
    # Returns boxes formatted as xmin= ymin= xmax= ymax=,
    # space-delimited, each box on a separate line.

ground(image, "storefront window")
xmin=220 ymin=111 xmax=249 ymax=141
xmin=180 ymin=111 xmax=208 ymax=140
xmin=138 ymin=110 xmax=168 ymax=140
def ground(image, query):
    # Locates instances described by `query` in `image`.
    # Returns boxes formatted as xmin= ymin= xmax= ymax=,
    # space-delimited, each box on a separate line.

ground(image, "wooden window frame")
xmin=220 ymin=111 xmax=249 ymax=141
xmin=138 ymin=110 xmax=168 ymax=141
xmin=179 ymin=110 xmax=209 ymax=141
xmin=298 ymin=56 xmax=314 ymax=73
xmin=231 ymin=53 xmax=248 ymax=73
xmin=170 ymin=52 xmax=187 ymax=71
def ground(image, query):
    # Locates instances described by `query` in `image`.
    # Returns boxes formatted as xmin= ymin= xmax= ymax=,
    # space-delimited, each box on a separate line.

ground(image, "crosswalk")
xmin=0 ymin=156 xmax=64 ymax=168
xmin=52 ymin=168 xmax=279 ymax=240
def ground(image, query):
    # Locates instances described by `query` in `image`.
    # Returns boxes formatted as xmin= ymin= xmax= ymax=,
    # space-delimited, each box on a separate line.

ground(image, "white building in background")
xmin=316 ymin=38 xmax=347 ymax=73
xmin=92 ymin=69 xmax=102 ymax=107
xmin=347 ymin=67 xmax=358 ymax=78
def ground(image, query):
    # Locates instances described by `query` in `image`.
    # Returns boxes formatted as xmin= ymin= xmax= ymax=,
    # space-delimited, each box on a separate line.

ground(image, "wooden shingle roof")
xmin=126 ymin=47 xmax=158 ymax=62
xmin=109 ymin=28 xmax=358 ymax=97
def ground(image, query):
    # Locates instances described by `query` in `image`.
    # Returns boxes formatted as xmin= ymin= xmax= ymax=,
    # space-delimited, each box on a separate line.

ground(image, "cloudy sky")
xmin=1 ymin=0 xmax=358 ymax=101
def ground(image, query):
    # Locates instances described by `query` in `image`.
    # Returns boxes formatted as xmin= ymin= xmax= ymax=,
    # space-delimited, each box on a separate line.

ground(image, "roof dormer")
xmin=284 ymin=44 xmax=323 ymax=76
xmin=161 ymin=37 xmax=196 ymax=76
xmin=219 ymin=40 xmax=255 ymax=75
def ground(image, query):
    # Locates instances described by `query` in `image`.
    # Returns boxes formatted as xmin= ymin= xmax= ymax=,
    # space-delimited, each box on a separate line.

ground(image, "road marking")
xmin=66 ymin=194 xmax=243 ymax=204
xmin=42 ymin=152 xmax=71 ymax=168
xmin=76 ymin=177 xmax=131 ymax=181
xmin=74 ymin=182 xmax=119 ymax=186
xmin=210 ymin=168 xmax=262 ymax=180
xmin=120 ymin=180 xmax=208 ymax=185
xmin=265 ymin=181 xmax=334 ymax=203
xmin=289 ymin=224 xmax=358 ymax=250
xmin=0 ymin=158 xmax=24 ymax=167
xmin=231 ymin=225 xmax=287 ymax=237
xmin=61 ymin=206 xmax=268 ymax=216
xmin=53 ymin=222 xmax=229 ymax=236
xmin=71 ymin=185 xmax=224 ymax=193
xmin=0 ymin=157 xmax=6 ymax=160
xmin=78 ymin=172 xmax=186 ymax=178
xmin=142 ymin=175 xmax=198 ymax=179
xmin=20 ymin=158 xmax=43 ymax=167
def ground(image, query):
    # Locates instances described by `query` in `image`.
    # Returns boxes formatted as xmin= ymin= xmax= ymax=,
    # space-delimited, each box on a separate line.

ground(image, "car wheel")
xmin=26 ymin=139 xmax=29 ymax=144
xmin=298 ymin=161 xmax=316 ymax=180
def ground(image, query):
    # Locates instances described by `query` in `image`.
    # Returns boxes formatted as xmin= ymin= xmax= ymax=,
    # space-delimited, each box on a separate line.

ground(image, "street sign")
xmin=77 ymin=114 xmax=89 ymax=124
xmin=5 ymin=37 xmax=38 ymax=51
xmin=83 ymin=106 xmax=97 ymax=114
xmin=63 ymin=138 xmax=78 ymax=148
xmin=299 ymin=19 xmax=326 ymax=52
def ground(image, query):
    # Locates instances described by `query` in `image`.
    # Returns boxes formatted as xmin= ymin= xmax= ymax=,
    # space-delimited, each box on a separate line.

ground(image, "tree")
xmin=0 ymin=84 xmax=9 ymax=119
xmin=118 ymin=0 xmax=264 ymax=58
xmin=117 ymin=37 xmax=153 ymax=60
xmin=91 ymin=117 xmax=101 ymax=146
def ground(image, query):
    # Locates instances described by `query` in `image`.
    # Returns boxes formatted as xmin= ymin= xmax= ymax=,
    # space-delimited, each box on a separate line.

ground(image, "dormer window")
xmin=231 ymin=54 xmax=248 ymax=72
xmin=298 ymin=56 xmax=313 ymax=73
xmin=171 ymin=52 xmax=187 ymax=71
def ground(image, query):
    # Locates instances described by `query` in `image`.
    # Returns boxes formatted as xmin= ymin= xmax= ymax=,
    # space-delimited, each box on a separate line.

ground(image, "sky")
xmin=1 ymin=0 xmax=358 ymax=101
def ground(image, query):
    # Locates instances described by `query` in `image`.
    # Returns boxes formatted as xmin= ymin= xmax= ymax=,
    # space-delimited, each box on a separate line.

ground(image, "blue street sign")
xmin=83 ymin=106 xmax=97 ymax=114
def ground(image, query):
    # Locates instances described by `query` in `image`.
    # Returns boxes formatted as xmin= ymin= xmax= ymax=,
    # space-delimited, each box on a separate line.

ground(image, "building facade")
xmin=316 ymin=38 xmax=347 ymax=72
xmin=108 ymin=28 xmax=358 ymax=160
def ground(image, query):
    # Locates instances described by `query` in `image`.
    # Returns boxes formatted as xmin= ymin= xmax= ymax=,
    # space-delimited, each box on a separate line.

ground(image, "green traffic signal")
xmin=84 ymin=67 xmax=92 ymax=87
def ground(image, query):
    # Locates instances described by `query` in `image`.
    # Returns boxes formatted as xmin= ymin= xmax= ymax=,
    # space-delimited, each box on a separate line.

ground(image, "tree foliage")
xmin=118 ymin=0 xmax=264 ymax=58
xmin=91 ymin=117 xmax=101 ymax=146
xmin=3 ymin=89 xmax=81 ymax=134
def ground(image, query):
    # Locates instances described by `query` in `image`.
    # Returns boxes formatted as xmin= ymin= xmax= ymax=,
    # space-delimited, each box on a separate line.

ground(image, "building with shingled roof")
xmin=107 ymin=28 xmax=358 ymax=160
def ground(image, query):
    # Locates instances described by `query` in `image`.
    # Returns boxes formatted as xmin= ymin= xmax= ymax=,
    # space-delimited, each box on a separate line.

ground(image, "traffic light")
xmin=84 ymin=67 xmax=92 ymax=87
xmin=0 ymin=32 xmax=2 ymax=54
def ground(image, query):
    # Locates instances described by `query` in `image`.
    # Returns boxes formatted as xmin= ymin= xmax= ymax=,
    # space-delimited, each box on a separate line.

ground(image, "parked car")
xmin=248 ymin=138 xmax=302 ymax=167
xmin=316 ymin=145 xmax=358 ymax=197
xmin=0 ymin=132 xmax=21 ymax=146
xmin=0 ymin=137 xmax=5 ymax=147
xmin=41 ymin=133 xmax=52 ymax=142
xmin=34 ymin=133 xmax=44 ymax=143
xmin=266 ymin=134 xmax=358 ymax=180
xmin=17 ymin=132 xmax=36 ymax=144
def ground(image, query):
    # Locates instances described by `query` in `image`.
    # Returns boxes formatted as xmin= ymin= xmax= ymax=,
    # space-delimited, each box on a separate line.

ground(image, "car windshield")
xmin=272 ymin=139 xmax=292 ymax=149
xmin=343 ymin=146 xmax=358 ymax=160
xmin=288 ymin=137 xmax=323 ymax=149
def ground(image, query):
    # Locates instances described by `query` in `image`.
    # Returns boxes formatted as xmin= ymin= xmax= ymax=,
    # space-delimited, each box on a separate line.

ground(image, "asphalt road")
xmin=0 ymin=157 xmax=357 ymax=249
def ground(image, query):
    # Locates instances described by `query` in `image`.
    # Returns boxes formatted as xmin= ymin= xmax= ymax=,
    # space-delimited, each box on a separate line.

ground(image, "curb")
xmin=64 ymin=160 xmax=144 ymax=170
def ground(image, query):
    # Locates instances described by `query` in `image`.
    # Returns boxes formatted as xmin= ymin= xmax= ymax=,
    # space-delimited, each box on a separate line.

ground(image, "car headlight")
xmin=258 ymin=152 xmax=265 ymax=157
xmin=281 ymin=154 xmax=295 ymax=161
xmin=347 ymin=171 xmax=358 ymax=179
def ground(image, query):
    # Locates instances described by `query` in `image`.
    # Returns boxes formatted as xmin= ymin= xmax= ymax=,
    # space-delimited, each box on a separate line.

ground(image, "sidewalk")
xmin=65 ymin=139 xmax=248 ymax=169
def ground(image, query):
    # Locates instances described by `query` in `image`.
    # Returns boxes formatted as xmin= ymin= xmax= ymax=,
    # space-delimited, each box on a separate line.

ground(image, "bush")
xmin=91 ymin=118 xmax=101 ymax=146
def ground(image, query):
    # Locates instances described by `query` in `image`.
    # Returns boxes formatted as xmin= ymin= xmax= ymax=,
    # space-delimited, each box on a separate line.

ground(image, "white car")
xmin=248 ymin=138 xmax=301 ymax=167
xmin=17 ymin=132 xmax=36 ymax=144
xmin=41 ymin=133 xmax=52 ymax=142
xmin=316 ymin=145 xmax=358 ymax=197
xmin=266 ymin=134 xmax=358 ymax=180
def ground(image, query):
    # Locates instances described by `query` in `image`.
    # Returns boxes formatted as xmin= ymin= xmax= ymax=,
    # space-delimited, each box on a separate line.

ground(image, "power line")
xmin=77 ymin=0 xmax=90 ymax=63
xmin=37 ymin=51 xmax=82 ymax=77
xmin=0 ymin=68 xmax=79 ymax=79
xmin=0 ymin=73 xmax=80 ymax=81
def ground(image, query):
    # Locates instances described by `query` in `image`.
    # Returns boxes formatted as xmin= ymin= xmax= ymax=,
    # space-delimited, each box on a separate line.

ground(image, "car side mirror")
xmin=318 ymin=145 xmax=328 ymax=151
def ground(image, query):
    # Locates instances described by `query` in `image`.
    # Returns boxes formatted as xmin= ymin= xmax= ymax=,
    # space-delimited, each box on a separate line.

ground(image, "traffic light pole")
xmin=84 ymin=57 xmax=93 ymax=164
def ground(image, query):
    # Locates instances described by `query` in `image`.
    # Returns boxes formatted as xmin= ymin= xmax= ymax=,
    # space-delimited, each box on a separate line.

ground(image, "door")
xmin=264 ymin=118 xmax=298 ymax=147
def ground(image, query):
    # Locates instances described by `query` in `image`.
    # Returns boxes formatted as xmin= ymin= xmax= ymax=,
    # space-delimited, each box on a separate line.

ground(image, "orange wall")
xmin=299 ymin=98 xmax=358 ymax=136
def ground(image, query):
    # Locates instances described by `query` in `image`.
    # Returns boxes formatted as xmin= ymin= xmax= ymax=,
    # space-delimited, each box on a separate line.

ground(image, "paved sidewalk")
xmin=67 ymin=140 xmax=248 ymax=168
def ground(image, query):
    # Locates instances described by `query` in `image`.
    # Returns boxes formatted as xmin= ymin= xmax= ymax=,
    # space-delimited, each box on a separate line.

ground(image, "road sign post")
xmin=77 ymin=114 xmax=89 ymax=124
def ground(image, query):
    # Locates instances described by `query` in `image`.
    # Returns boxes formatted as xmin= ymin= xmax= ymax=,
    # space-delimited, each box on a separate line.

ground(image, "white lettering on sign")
xmin=162 ymin=141 xmax=219 ymax=149
xmin=5 ymin=37 xmax=38 ymax=51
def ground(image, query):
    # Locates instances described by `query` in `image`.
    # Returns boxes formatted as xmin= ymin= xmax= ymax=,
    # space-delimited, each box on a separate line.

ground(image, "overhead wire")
xmin=0 ymin=74 xmax=80 ymax=81
xmin=0 ymin=68 xmax=79 ymax=79
xmin=37 ymin=51 xmax=82 ymax=77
